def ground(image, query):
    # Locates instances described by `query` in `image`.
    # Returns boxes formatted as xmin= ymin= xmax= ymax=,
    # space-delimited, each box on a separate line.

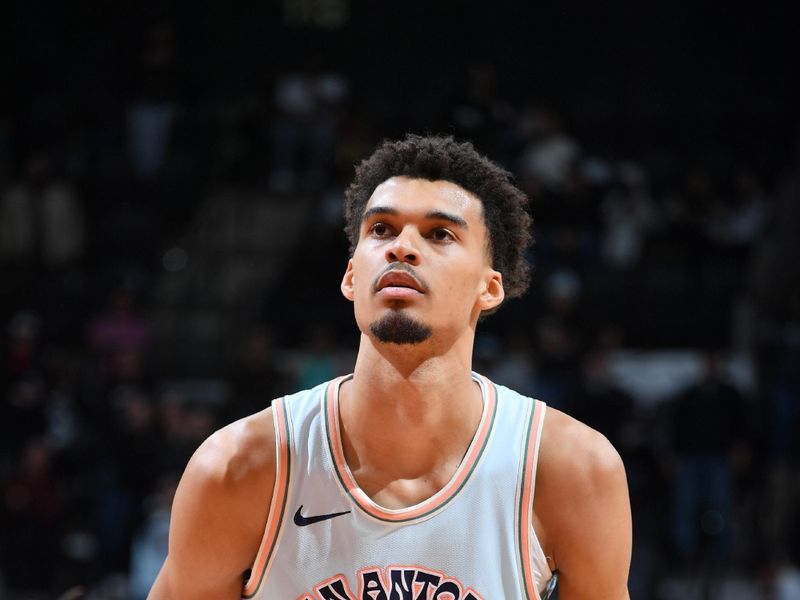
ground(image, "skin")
xmin=149 ymin=176 xmax=632 ymax=599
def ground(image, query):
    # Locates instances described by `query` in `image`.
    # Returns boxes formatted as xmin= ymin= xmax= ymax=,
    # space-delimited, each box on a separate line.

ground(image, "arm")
xmin=536 ymin=409 xmax=632 ymax=600
xmin=148 ymin=408 xmax=277 ymax=600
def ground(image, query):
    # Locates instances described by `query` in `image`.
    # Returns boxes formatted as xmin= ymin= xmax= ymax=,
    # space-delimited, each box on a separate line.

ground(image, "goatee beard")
xmin=369 ymin=312 xmax=432 ymax=345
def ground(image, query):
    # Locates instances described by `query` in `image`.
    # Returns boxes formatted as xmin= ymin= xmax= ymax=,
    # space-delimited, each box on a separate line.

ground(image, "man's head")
xmin=344 ymin=134 xmax=532 ymax=301
xmin=341 ymin=135 xmax=533 ymax=347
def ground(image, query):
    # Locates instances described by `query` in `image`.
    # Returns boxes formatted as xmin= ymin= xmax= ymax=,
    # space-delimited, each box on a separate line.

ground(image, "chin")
xmin=368 ymin=311 xmax=433 ymax=345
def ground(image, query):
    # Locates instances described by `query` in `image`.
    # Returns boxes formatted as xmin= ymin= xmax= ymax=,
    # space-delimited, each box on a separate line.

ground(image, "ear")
xmin=478 ymin=269 xmax=504 ymax=312
xmin=340 ymin=259 xmax=355 ymax=302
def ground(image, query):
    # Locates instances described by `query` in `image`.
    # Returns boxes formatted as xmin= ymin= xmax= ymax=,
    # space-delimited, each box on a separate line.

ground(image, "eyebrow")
xmin=361 ymin=206 xmax=468 ymax=228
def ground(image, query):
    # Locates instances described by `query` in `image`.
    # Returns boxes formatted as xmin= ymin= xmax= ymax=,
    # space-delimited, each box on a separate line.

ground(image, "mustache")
xmin=371 ymin=263 xmax=429 ymax=293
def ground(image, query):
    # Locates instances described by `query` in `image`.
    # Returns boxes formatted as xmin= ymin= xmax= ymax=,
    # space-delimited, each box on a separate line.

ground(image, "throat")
xmin=331 ymin=374 xmax=489 ymax=510
xmin=357 ymin=469 xmax=460 ymax=510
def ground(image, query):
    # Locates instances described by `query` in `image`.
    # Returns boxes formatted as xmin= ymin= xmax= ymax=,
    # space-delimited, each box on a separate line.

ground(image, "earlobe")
xmin=341 ymin=260 xmax=355 ymax=301
xmin=480 ymin=270 xmax=505 ymax=311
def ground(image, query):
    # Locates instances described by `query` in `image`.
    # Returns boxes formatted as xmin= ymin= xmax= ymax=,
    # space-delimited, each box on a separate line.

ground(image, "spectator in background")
xmin=0 ymin=154 xmax=39 ymax=266
xmin=129 ymin=474 xmax=178 ymax=600
xmin=228 ymin=325 xmax=290 ymax=423
xmin=267 ymin=58 xmax=350 ymax=193
xmin=294 ymin=323 xmax=339 ymax=390
xmin=773 ymin=565 xmax=800 ymax=600
xmin=593 ymin=163 xmax=659 ymax=335
xmin=704 ymin=168 xmax=770 ymax=250
xmin=0 ymin=150 xmax=85 ymax=269
xmin=1 ymin=437 xmax=64 ymax=594
xmin=566 ymin=350 xmax=636 ymax=456
xmin=449 ymin=60 xmax=518 ymax=165
xmin=2 ymin=312 xmax=48 ymax=457
xmin=86 ymin=288 xmax=152 ymax=386
xmin=40 ymin=344 xmax=84 ymax=458
xmin=748 ymin=147 xmax=800 ymax=592
xmin=518 ymin=104 xmax=582 ymax=199
xmin=660 ymin=166 xmax=716 ymax=255
xmin=157 ymin=394 xmax=217 ymax=477
xmin=533 ymin=269 xmax=587 ymax=409
xmin=761 ymin=289 xmax=800 ymax=570
xmin=600 ymin=162 xmax=658 ymax=271
xmin=84 ymin=279 xmax=155 ymax=569
xmin=487 ymin=331 xmax=539 ymax=399
xmin=665 ymin=352 xmax=750 ymax=568
xmin=127 ymin=20 xmax=180 ymax=180
xmin=93 ymin=386 xmax=161 ymax=575
xmin=5 ymin=310 xmax=42 ymax=379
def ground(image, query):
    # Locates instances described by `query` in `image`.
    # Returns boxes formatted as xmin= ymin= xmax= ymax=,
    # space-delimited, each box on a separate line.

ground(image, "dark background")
xmin=1 ymin=2 xmax=799 ymax=598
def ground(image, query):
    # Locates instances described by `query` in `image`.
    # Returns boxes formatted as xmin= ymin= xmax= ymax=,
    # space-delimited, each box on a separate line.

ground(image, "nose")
xmin=385 ymin=228 xmax=420 ymax=265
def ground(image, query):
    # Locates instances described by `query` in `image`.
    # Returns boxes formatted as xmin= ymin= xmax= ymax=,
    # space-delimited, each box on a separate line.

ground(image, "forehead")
xmin=364 ymin=176 xmax=485 ymax=221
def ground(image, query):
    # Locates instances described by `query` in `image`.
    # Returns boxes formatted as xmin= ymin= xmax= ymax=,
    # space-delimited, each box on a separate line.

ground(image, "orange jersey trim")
xmin=242 ymin=398 xmax=291 ymax=598
xmin=324 ymin=374 xmax=498 ymax=523
xmin=517 ymin=399 xmax=546 ymax=600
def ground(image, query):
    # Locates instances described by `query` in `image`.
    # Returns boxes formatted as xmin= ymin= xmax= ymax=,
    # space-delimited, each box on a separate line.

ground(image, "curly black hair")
xmin=344 ymin=134 xmax=533 ymax=300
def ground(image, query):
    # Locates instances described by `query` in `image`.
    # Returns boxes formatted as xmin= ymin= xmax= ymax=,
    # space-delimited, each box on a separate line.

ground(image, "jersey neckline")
xmin=323 ymin=372 xmax=498 ymax=523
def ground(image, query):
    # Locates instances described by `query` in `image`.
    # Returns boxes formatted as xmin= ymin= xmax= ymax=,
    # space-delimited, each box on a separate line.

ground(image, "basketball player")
xmin=148 ymin=135 xmax=632 ymax=599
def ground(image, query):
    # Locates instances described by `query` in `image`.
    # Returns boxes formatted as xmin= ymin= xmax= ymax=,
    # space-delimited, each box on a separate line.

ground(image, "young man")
xmin=149 ymin=135 xmax=632 ymax=599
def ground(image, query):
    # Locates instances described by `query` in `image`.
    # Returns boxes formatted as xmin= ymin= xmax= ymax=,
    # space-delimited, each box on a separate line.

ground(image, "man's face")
xmin=341 ymin=176 xmax=504 ymax=346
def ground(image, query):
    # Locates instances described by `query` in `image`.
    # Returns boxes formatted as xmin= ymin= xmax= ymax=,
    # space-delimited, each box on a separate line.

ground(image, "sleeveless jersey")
xmin=241 ymin=373 xmax=553 ymax=600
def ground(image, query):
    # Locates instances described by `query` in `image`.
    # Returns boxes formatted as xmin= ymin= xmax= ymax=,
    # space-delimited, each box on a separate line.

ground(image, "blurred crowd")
xmin=2 ymin=20 xmax=800 ymax=600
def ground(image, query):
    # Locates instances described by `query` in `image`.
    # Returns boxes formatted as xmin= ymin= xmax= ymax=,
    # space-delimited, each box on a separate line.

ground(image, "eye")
xmin=369 ymin=222 xmax=392 ymax=238
xmin=430 ymin=228 xmax=455 ymax=242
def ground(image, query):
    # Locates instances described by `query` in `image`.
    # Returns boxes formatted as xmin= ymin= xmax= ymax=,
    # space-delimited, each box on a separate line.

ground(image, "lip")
xmin=378 ymin=286 xmax=423 ymax=299
xmin=375 ymin=270 xmax=425 ymax=295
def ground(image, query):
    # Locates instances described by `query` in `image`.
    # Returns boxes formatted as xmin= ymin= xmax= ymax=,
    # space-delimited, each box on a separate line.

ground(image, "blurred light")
xmin=61 ymin=531 xmax=97 ymax=561
xmin=162 ymin=247 xmax=188 ymax=272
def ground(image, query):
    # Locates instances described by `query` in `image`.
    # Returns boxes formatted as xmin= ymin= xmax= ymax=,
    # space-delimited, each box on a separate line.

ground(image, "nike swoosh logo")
xmin=293 ymin=505 xmax=351 ymax=526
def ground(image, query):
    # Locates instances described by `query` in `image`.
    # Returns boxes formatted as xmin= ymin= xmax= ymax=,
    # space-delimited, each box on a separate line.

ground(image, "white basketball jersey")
xmin=242 ymin=373 xmax=553 ymax=599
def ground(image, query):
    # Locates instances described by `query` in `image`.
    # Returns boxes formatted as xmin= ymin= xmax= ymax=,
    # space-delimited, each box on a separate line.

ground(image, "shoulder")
xmin=538 ymin=406 xmax=627 ymax=499
xmin=154 ymin=407 xmax=279 ymax=598
xmin=187 ymin=405 xmax=278 ymax=492
xmin=175 ymin=406 xmax=278 ymax=547
xmin=534 ymin=406 xmax=631 ymax=597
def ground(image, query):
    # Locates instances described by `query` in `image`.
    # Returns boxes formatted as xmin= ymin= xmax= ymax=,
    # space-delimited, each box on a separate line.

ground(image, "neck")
xmin=351 ymin=329 xmax=477 ymax=406
xmin=337 ymin=331 xmax=483 ymax=482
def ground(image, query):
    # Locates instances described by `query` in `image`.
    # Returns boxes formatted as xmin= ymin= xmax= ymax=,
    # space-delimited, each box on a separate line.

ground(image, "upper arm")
xmin=537 ymin=410 xmax=632 ymax=600
xmin=149 ymin=409 xmax=277 ymax=600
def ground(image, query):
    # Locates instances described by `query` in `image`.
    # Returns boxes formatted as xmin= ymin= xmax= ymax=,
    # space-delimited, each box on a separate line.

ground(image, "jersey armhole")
xmin=242 ymin=397 xmax=291 ymax=598
xmin=517 ymin=399 xmax=550 ymax=600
